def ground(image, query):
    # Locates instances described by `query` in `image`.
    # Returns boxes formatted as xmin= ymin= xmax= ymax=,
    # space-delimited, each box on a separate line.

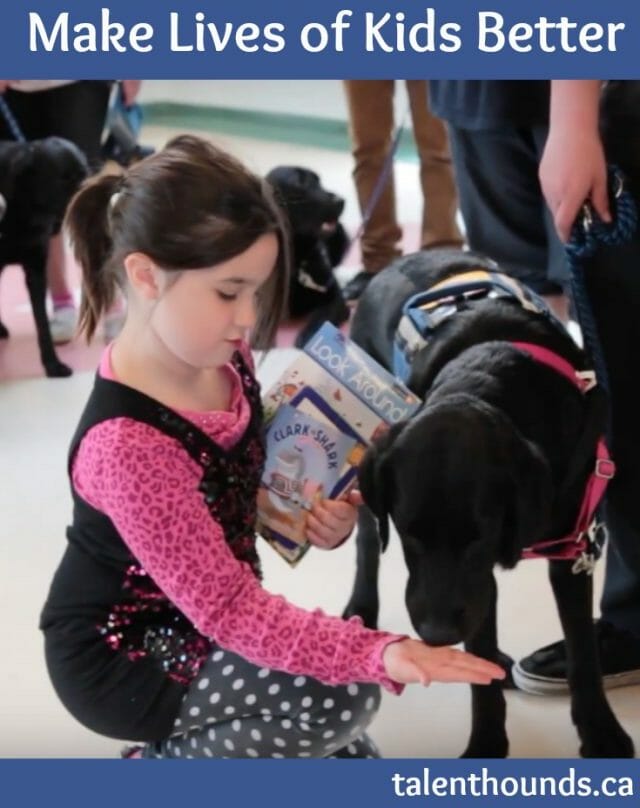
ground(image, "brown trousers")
xmin=343 ymin=80 xmax=463 ymax=273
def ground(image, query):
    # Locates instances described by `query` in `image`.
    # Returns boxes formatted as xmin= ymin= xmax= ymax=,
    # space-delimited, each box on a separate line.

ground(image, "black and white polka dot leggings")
xmin=144 ymin=646 xmax=382 ymax=759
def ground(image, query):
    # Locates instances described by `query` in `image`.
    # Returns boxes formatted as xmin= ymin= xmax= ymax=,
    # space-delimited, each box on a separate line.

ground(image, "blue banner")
xmin=3 ymin=759 xmax=640 ymax=806
xmin=1 ymin=1 xmax=639 ymax=806
xmin=0 ymin=0 xmax=638 ymax=77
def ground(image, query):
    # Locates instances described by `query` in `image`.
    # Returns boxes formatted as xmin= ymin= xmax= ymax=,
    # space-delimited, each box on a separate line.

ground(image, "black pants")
xmin=447 ymin=118 xmax=640 ymax=639
xmin=0 ymin=81 xmax=112 ymax=170
xmin=447 ymin=124 xmax=567 ymax=296
xmin=585 ymin=174 xmax=640 ymax=636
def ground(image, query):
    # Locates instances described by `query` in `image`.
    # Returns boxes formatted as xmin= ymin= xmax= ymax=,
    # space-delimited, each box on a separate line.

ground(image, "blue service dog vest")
xmin=392 ymin=269 xmax=554 ymax=383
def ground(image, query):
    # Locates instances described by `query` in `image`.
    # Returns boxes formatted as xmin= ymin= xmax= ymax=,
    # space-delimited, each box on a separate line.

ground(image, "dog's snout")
xmin=329 ymin=194 xmax=345 ymax=217
xmin=418 ymin=618 xmax=463 ymax=647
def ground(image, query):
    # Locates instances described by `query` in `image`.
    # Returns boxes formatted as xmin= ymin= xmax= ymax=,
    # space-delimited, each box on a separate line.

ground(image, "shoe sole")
xmin=512 ymin=662 xmax=640 ymax=696
xmin=50 ymin=327 xmax=76 ymax=345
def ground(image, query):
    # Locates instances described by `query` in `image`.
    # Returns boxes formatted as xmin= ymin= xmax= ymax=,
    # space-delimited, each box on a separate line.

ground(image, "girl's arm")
xmin=74 ymin=418 xmax=504 ymax=690
xmin=73 ymin=418 xmax=404 ymax=692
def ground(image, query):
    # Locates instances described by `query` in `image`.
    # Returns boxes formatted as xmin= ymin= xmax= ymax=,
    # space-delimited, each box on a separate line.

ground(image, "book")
xmin=257 ymin=322 xmax=421 ymax=565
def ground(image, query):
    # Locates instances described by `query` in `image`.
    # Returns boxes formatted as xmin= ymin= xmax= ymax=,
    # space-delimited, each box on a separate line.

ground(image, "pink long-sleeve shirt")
xmin=70 ymin=345 xmax=404 ymax=693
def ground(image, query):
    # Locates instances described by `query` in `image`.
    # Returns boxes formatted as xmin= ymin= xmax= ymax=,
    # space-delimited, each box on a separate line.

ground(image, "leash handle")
xmin=565 ymin=166 xmax=637 ymax=405
xmin=0 ymin=95 xmax=27 ymax=143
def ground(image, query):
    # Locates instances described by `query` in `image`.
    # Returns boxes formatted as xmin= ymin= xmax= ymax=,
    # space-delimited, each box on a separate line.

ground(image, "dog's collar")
xmin=514 ymin=342 xmax=614 ymax=572
xmin=393 ymin=269 xmax=556 ymax=383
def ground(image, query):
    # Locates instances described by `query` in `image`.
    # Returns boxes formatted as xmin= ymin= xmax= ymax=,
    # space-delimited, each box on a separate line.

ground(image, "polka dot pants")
xmin=144 ymin=646 xmax=382 ymax=759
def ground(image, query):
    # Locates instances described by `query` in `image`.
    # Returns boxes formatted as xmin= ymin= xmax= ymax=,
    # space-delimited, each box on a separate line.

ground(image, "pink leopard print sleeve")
xmin=72 ymin=416 xmax=405 ymax=693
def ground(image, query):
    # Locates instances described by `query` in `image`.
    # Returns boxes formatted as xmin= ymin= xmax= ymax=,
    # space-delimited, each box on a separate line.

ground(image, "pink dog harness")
xmin=512 ymin=342 xmax=615 ymax=572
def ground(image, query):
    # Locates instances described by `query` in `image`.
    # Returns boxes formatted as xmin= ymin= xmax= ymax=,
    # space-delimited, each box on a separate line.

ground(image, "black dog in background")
xmin=344 ymin=248 xmax=633 ymax=759
xmin=0 ymin=137 xmax=88 ymax=377
xmin=266 ymin=166 xmax=350 ymax=348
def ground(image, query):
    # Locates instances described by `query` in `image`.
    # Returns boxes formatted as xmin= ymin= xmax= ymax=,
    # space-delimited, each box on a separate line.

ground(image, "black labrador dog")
xmin=0 ymin=137 xmax=88 ymax=377
xmin=344 ymin=248 xmax=633 ymax=758
xmin=266 ymin=166 xmax=350 ymax=348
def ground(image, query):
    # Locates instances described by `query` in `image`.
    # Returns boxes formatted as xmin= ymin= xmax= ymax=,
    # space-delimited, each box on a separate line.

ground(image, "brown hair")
xmin=65 ymin=134 xmax=290 ymax=348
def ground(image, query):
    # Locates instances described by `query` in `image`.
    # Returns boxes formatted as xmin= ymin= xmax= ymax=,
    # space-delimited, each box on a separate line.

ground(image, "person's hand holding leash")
xmin=540 ymin=80 xmax=610 ymax=242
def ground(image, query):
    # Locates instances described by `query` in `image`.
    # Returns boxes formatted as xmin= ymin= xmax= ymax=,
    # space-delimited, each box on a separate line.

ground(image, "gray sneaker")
xmin=512 ymin=620 xmax=640 ymax=695
xmin=102 ymin=312 xmax=125 ymax=343
xmin=49 ymin=305 xmax=77 ymax=345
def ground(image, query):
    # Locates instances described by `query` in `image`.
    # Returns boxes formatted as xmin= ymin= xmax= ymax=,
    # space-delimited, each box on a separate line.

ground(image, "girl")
xmin=40 ymin=135 xmax=504 ymax=759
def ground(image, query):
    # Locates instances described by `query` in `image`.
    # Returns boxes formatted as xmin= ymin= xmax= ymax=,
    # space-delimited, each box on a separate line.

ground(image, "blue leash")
xmin=564 ymin=166 xmax=637 ymax=563
xmin=348 ymin=106 xmax=409 ymax=251
xmin=0 ymin=95 xmax=27 ymax=143
xmin=565 ymin=166 xmax=637 ymax=407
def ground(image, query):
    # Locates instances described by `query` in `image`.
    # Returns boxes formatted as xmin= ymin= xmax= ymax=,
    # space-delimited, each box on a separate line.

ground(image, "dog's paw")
xmin=579 ymin=724 xmax=634 ymax=758
xmin=45 ymin=359 xmax=73 ymax=378
xmin=461 ymin=734 xmax=509 ymax=759
xmin=0 ymin=321 xmax=9 ymax=339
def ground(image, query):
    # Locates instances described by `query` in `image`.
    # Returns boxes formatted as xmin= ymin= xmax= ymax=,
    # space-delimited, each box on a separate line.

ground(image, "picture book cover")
xmin=303 ymin=322 xmax=422 ymax=424
xmin=257 ymin=322 xmax=421 ymax=565
xmin=263 ymin=322 xmax=421 ymax=434
xmin=257 ymin=387 xmax=367 ymax=564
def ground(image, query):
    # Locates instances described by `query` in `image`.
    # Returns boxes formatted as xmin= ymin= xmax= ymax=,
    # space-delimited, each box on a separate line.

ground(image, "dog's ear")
xmin=358 ymin=422 xmax=406 ymax=552
xmin=495 ymin=415 xmax=554 ymax=567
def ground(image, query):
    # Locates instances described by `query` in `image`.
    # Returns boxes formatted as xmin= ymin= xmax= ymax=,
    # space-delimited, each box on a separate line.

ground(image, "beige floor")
xmin=0 ymin=123 xmax=638 ymax=758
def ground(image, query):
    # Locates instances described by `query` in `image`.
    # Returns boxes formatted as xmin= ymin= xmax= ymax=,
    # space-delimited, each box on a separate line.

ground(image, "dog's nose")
xmin=418 ymin=619 xmax=462 ymax=647
xmin=332 ymin=196 xmax=345 ymax=217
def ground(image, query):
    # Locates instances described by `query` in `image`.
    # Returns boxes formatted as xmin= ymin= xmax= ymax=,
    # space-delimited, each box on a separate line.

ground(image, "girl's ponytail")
xmin=65 ymin=173 xmax=123 ymax=341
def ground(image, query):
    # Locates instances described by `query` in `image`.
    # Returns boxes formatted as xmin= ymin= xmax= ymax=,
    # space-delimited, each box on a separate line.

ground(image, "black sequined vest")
xmin=40 ymin=352 xmax=265 ymax=741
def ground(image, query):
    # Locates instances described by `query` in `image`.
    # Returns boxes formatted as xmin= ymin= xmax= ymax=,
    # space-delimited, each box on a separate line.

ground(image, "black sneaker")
xmin=512 ymin=619 xmax=640 ymax=695
xmin=342 ymin=270 xmax=375 ymax=303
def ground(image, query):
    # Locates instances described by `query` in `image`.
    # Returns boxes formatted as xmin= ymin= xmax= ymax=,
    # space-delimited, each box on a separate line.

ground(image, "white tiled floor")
xmin=1 ymin=118 xmax=638 ymax=759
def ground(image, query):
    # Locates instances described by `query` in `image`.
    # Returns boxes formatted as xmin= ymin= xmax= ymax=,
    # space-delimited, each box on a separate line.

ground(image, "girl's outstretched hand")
xmin=305 ymin=490 xmax=363 ymax=550
xmin=383 ymin=638 xmax=506 ymax=686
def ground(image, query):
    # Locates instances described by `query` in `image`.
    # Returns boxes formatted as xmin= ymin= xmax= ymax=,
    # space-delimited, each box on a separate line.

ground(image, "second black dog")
xmin=344 ymin=248 xmax=633 ymax=758
xmin=0 ymin=137 xmax=88 ymax=377
xmin=266 ymin=166 xmax=350 ymax=348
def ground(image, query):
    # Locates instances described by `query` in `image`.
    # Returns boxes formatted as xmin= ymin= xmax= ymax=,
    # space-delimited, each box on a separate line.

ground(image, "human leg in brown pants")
xmin=343 ymin=80 xmax=462 ymax=300
xmin=405 ymin=80 xmax=463 ymax=249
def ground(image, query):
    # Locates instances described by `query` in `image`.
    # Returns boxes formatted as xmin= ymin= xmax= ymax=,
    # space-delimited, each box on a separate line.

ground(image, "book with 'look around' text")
xmin=257 ymin=322 xmax=421 ymax=564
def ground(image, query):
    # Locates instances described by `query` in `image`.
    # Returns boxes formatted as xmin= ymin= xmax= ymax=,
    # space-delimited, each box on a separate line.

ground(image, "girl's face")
xmin=149 ymin=233 xmax=278 ymax=369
